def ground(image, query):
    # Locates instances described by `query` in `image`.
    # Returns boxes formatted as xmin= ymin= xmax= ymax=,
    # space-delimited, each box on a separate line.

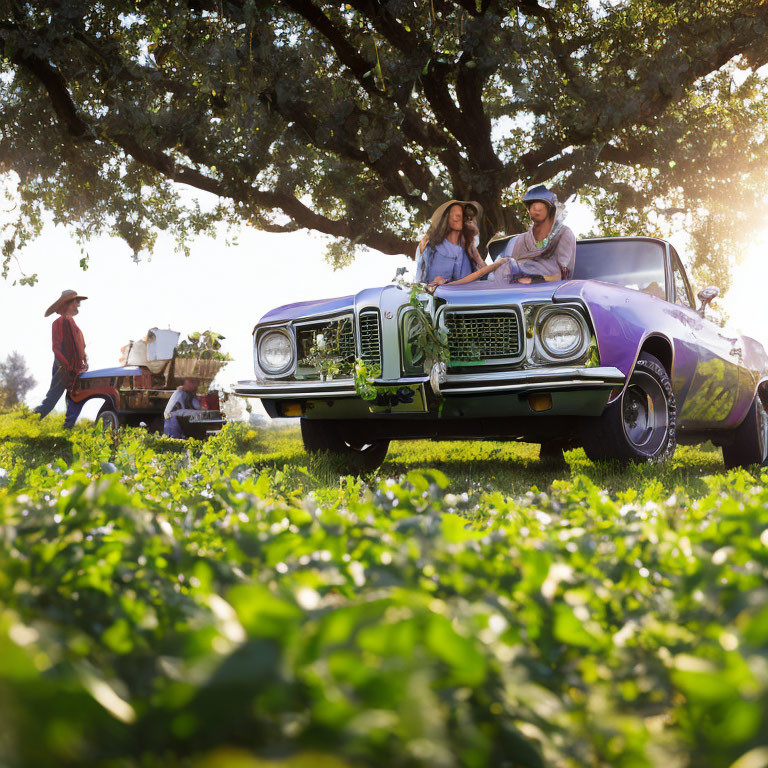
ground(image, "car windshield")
xmin=573 ymin=240 xmax=667 ymax=298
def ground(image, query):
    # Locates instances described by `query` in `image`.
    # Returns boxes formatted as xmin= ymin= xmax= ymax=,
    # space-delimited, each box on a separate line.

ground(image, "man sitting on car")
xmin=435 ymin=185 xmax=576 ymax=286
xmin=164 ymin=376 xmax=204 ymax=438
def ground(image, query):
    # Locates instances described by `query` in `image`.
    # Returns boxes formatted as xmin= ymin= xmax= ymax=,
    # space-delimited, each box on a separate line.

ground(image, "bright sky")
xmin=1 ymin=193 xmax=765 ymax=420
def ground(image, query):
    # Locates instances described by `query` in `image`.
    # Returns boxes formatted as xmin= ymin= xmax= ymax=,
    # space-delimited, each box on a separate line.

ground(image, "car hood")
xmin=259 ymin=294 xmax=355 ymax=325
xmin=257 ymin=280 xmax=580 ymax=326
xmin=433 ymin=279 xmax=564 ymax=304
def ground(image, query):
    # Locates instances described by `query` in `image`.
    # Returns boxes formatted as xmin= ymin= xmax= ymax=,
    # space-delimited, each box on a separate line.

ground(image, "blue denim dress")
xmin=416 ymin=240 xmax=473 ymax=283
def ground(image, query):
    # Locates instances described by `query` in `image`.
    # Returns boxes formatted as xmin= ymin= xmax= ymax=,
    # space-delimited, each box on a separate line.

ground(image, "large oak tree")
xmin=1 ymin=0 xmax=767 ymax=287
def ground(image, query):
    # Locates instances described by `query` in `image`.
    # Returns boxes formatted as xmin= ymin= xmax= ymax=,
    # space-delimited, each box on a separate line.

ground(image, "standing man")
xmin=34 ymin=289 xmax=89 ymax=428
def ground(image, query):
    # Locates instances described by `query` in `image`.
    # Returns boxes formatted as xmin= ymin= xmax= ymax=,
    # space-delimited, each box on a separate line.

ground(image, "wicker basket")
xmin=169 ymin=358 xmax=226 ymax=391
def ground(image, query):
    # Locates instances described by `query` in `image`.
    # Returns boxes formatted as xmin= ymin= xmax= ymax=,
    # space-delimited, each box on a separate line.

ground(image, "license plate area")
xmin=368 ymin=383 xmax=429 ymax=413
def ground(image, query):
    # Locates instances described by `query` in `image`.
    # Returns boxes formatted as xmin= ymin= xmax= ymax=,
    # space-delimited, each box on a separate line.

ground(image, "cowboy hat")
xmin=429 ymin=199 xmax=484 ymax=231
xmin=45 ymin=289 xmax=88 ymax=317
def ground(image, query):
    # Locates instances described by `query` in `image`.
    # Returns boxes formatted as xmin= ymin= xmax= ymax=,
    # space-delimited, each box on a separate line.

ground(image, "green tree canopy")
xmin=1 ymin=0 xmax=767 ymax=287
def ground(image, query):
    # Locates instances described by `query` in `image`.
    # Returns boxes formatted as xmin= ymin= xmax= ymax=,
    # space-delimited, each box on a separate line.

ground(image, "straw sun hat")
xmin=428 ymin=199 xmax=484 ymax=231
xmin=44 ymin=289 xmax=88 ymax=317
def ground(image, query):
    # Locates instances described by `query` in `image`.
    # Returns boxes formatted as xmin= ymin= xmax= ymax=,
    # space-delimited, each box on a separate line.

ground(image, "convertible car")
xmin=235 ymin=237 xmax=768 ymax=472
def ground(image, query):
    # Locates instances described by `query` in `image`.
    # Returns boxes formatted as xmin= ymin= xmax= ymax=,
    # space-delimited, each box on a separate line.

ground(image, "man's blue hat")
xmin=522 ymin=184 xmax=557 ymax=210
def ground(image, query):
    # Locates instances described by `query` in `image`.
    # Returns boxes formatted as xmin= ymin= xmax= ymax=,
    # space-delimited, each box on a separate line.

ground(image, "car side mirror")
xmin=697 ymin=286 xmax=719 ymax=316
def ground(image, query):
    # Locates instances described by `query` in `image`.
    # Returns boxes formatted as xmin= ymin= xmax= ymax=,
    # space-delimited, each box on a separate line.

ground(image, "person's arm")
xmin=164 ymin=390 xmax=183 ymax=420
xmin=415 ymin=242 xmax=431 ymax=283
xmin=439 ymin=258 xmax=510 ymax=285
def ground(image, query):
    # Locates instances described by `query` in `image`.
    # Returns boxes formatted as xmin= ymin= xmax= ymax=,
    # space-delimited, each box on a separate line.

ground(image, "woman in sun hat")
xmin=34 ymin=289 xmax=89 ymax=428
xmin=415 ymin=199 xmax=486 ymax=283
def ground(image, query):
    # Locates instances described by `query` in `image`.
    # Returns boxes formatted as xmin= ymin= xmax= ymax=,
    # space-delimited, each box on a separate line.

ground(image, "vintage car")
xmin=235 ymin=237 xmax=768 ymax=472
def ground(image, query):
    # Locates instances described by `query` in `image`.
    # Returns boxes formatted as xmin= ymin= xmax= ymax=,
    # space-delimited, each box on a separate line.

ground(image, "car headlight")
xmin=258 ymin=329 xmax=294 ymax=374
xmin=539 ymin=312 xmax=585 ymax=358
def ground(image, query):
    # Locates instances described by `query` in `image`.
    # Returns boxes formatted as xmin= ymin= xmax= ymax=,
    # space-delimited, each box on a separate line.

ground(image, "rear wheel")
xmin=722 ymin=396 xmax=768 ymax=469
xmin=301 ymin=419 xmax=389 ymax=474
xmin=96 ymin=405 xmax=122 ymax=432
xmin=584 ymin=352 xmax=677 ymax=464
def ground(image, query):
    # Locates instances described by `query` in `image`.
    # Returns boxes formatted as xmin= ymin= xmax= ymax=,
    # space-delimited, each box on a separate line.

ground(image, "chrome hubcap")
xmin=622 ymin=371 xmax=668 ymax=455
xmin=100 ymin=411 xmax=119 ymax=430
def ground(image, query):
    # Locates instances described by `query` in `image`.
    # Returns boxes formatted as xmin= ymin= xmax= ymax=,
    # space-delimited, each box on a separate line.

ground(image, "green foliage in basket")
xmin=174 ymin=330 xmax=231 ymax=361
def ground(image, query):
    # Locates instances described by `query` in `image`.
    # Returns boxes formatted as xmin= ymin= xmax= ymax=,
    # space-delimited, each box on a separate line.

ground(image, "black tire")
xmin=584 ymin=352 xmax=677 ymax=464
xmin=538 ymin=440 xmax=567 ymax=467
xmin=96 ymin=405 xmax=122 ymax=432
xmin=301 ymin=419 xmax=389 ymax=474
xmin=722 ymin=396 xmax=768 ymax=469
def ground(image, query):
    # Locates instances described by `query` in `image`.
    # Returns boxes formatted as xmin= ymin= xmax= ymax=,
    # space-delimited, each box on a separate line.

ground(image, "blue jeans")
xmin=163 ymin=416 xmax=185 ymax=438
xmin=34 ymin=362 xmax=84 ymax=428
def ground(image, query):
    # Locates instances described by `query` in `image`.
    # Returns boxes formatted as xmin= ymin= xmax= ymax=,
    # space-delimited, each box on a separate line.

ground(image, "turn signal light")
xmin=528 ymin=393 xmax=553 ymax=412
xmin=279 ymin=402 xmax=303 ymax=417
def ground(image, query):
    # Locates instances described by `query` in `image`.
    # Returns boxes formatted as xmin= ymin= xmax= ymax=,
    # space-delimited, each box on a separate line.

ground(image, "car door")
xmin=671 ymin=249 xmax=744 ymax=427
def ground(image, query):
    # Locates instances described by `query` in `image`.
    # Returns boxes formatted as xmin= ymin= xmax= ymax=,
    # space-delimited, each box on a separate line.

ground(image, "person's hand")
xmin=431 ymin=275 xmax=448 ymax=285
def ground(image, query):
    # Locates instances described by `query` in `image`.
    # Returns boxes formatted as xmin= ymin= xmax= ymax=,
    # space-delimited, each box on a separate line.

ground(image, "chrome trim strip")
xmin=234 ymin=366 xmax=625 ymax=399
xmin=235 ymin=379 xmax=358 ymax=398
xmin=442 ymin=365 xmax=623 ymax=386
xmin=445 ymin=379 xmax=619 ymax=395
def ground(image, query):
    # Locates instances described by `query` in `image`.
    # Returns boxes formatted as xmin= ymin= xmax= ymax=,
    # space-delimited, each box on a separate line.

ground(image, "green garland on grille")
xmin=353 ymin=282 xmax=449 ymax=402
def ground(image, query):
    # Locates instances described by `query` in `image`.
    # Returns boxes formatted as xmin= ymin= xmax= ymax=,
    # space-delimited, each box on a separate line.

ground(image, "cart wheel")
xmin=97 ymin=406 xmax=121 ymax=432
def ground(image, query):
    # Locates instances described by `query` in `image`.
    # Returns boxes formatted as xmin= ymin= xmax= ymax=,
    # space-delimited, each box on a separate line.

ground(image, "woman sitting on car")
xmin=433 ymin=185 xmax=576 ymax=286
xmin=415 ymin=200 xmax=486 ymax=283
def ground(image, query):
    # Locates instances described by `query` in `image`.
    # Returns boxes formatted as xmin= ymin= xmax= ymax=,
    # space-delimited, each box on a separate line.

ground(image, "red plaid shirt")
xmin=52 ymin=316 xmax=87 ymax=372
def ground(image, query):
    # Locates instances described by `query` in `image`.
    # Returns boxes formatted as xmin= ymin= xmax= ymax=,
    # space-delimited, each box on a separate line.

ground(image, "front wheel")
xmin=722 ymin=396 xmax=768 ymax=469
xmin=301 ymin=419 xmax=389 ymax=474
xmin=538 ymin=440 xmax=567 ymax=467
xmin=584 ymin=352 xmax=677 ymax=464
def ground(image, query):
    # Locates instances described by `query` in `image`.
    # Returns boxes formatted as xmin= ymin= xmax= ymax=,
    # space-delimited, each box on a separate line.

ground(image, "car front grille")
xmin=296 ymin=315 xmax=356 ymax=374
xmin=358 ymin=311 xmax=382 ymax=368
xmin=445 ymin=311 xmax=521 ymax=364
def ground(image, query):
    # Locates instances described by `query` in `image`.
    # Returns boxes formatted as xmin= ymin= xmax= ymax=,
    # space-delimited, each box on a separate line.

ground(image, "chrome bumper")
xmin=234 ymin=366 xmax=625 ymax=399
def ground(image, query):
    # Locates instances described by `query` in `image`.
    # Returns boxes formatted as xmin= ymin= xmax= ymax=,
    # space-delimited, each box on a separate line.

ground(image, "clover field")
xmin=0 ymin=409 xmax=767 ymax=768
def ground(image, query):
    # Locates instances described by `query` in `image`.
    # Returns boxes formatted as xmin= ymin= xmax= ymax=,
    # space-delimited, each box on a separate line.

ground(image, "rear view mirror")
xmin=697 ymin=286 xmax=719 ymax=316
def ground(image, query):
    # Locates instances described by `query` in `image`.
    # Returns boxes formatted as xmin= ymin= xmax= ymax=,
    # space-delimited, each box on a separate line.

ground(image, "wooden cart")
xmin=70 ymin=352 xmax=226 ymax=438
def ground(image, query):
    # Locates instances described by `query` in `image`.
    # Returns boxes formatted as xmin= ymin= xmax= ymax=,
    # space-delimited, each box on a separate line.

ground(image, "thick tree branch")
xmin=0 ymin=24 xmax=91 ymax=139
xmin=6 ymin=34 xmax=415 ymax=255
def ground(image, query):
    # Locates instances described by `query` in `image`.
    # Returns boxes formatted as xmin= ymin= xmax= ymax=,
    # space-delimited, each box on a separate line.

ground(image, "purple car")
xmin=236 ymin=237 xmax=768 ymax=472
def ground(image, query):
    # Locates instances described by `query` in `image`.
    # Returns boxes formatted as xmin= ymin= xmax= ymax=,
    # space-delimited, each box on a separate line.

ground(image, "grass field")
xmin=1 ymin=409 xmax=767 ymax=768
